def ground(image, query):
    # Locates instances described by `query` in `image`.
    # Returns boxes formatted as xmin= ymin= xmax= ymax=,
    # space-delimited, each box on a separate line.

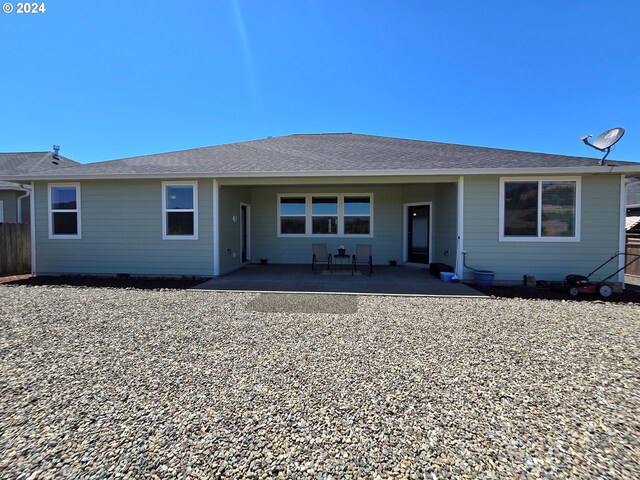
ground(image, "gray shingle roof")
xmin=2 ymin=134 xmax=639 ymax=180
xmin=0 ymin=152 xmax=78 ymax=175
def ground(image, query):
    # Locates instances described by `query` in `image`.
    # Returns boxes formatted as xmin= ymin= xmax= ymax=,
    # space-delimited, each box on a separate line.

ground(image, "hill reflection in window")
xmin=503 ymin=180 xmax=576 ymax=238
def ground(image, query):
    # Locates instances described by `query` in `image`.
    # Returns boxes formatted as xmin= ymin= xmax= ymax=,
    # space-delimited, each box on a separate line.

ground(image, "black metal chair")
xmin=352 ymin=244 xmax=372 ymax=276
xmin=312 ymin=243 xmax=332 ymax=274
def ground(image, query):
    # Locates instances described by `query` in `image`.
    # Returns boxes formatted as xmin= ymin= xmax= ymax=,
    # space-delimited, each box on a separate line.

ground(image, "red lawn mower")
xmin=561 ymin=252 xmax=640 ymax=298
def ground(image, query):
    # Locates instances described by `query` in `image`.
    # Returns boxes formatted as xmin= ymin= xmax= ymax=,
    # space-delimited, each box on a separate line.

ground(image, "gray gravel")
xmin=1 ymin=286 xmax=639 ymax=479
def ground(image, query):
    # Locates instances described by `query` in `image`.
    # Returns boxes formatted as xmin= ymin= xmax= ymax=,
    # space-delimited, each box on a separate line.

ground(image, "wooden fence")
xmin=0 ymin=223 xmax=31 ymax=276
xmin=626 ymin=235 xmax=640 ymax=278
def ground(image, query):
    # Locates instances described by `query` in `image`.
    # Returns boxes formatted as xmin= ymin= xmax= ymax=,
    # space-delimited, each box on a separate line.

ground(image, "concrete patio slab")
xmin=192 ymin=264 xmax=485 ymax=296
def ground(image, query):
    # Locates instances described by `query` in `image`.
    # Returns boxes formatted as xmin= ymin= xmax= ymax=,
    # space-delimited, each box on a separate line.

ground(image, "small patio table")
xmin=332 ymin=254 xmax=352 ymax=274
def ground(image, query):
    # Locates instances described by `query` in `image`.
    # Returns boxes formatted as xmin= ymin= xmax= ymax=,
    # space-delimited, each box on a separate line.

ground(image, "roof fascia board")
xmin=5 ymin=164 xmax=640 ymax=181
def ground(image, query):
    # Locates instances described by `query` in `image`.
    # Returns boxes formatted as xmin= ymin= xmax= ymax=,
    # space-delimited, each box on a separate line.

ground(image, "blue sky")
xmin=1 ymin=1 xmax=638 ymax=163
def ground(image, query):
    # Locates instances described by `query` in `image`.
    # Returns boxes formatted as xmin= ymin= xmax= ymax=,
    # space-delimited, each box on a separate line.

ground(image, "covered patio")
xmin=193 ymin=264 xmax=484 ymax=296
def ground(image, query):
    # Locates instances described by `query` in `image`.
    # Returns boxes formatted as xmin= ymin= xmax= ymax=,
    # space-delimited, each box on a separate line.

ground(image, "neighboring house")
xmin=0 ymin=150 xmax=77 ymax=223
xmin=627 ymin=179 xmax=640 ymax=216
xmin=0 ymin=181 xmax=30 ymax=223
xmin=2 ymin=133 xmax=640 ymax=284
xmin=626 ymin=179 xmax=640 ymax=239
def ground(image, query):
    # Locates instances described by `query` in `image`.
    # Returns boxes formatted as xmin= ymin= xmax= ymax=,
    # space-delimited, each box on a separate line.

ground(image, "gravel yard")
xmin=1 ymin=286 xmax=639 ymax=479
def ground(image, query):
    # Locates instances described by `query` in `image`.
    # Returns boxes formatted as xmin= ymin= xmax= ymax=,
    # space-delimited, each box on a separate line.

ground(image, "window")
xmin=344 ymin=196 xmax=371 ymax=234
xmin=280 ymin=197 xmax=306 ymax=234
xmin=48 ymin=184 xmax=81 ymax=239
xmin=312 ymin=196 xmax=338 ymax=234
xmin=500 ymin=178 xmax=579 ymax=241
xmin=162 ymin=182 xmax=198 ymax=239
xmin=0 ymin=200 xmax=3 ymax=223
xmin=278 ymin=194 xmax=373 ymax=236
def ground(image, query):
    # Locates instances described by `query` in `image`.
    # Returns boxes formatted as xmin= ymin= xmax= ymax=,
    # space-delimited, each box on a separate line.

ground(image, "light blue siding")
xmin=462 ymin=175 xmax=622 ymax=283
xmin=218 ymin=186 xmax=251 ymax=275
xmin=34 ymin=180 xmax=214 ymax=276
xmin=33 ymin=179 xmax=460 ymax=277
xmin=244 ymin=184 xmax=458 ymax=267
xmin=433 ymin=183 xmax=458 ymax=265
xmin=32 ymin=173 xmax=626 ymax=284
xmin=248 ymin=185 xmax=401 ymax=265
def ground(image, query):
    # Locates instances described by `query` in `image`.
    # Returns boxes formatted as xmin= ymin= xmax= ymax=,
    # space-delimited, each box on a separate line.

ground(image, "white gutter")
xmin=4 ymin=164 xmax=640 ymax=182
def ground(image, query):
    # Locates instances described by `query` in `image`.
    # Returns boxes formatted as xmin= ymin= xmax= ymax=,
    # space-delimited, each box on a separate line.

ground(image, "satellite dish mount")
xmin=581 ymin=127 xmax=625 ymax=165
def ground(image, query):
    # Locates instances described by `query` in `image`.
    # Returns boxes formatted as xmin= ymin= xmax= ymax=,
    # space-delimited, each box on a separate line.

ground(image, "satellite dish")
xmin=581 ymin=127 xmax=625 ymax=165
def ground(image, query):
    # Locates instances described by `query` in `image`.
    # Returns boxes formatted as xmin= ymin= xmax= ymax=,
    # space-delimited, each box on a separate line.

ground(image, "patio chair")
xmin=312 ymin=243 xmax=332 ymax=273
xmin=352 ymin=244 xmax=373 ymax=276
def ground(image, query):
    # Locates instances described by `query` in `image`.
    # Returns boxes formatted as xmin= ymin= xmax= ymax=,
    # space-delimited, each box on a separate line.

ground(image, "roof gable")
xmin=0 ymin=151 xmax=78 ymax=176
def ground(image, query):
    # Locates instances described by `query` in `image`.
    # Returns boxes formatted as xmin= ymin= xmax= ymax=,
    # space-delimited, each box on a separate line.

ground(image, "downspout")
xmin=16 ymin=184 xmax=31 ymax=223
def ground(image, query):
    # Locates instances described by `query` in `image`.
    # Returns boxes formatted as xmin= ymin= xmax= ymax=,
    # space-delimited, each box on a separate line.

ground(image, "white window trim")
xmin=48 ymin=183 xmax=82 ymax=239
xmin=277 ymin=193 xmax=374 ymax=238
xmin=162 ymin=181 xmax=199 ymax=240
xmin=499 ymin=176 xmax=581 ymax=242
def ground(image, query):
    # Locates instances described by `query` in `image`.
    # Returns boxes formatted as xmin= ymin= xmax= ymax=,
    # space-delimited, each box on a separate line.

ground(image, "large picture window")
xmin=162 ymin=182 xmax=198 ymax=239
xmin=500 ymin=178 xmax=579 ymax=241
xmin=48 ymin=184 xmax=81 ymax=239
xmin=278 ymin=193 xmax=373 ymax=237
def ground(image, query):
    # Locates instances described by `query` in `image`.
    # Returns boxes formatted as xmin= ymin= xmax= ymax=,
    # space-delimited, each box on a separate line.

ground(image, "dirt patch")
xmin=1 ymin=275 xmax=205 ymax=290
xmin=248 ymin=293 xmax=359 ymax=314
xmin=474 ymin=283 xmax=640 ymax=303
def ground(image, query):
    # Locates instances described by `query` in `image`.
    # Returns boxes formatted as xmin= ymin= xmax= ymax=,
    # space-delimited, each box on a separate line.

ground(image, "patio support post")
xmin=455 ymin=176 xmax=464 ymax=278
xmin=30 ymin=181 xmax=36 ymax=276
xmin=213 ymin=179 xmax=220 ymax=276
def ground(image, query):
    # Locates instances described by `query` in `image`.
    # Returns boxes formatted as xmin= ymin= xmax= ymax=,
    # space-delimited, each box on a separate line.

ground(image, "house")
xmin=2 ymin=133 xmax=639 ymax=285
xmin=0 ymin=150 xmax=77 ymax=223
xmin=626 ymin=179 xmax=640 ymax=239
xmin=627 ymin=179 xmax=640 ymax=215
